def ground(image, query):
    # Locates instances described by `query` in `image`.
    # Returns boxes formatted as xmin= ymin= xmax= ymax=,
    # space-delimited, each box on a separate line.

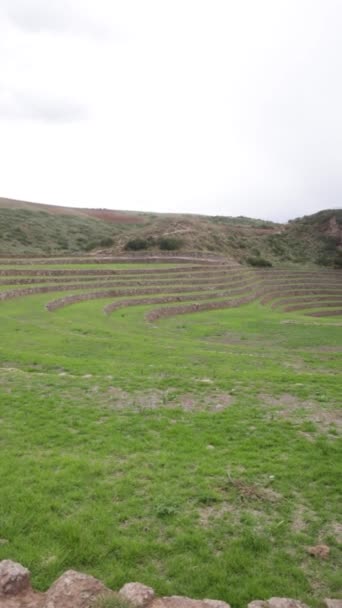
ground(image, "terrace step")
xmin=0 ymin=257 xmax=341 ymax=321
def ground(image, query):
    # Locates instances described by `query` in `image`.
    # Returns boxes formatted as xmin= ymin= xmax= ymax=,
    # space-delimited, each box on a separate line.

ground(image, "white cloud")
xmin=0 ymin=0 xmax=112 ymax=37
xmin=0 ymin=86 xmax=87 ymax=122
xmin=0 ymin=0 xmax=341 ymax=220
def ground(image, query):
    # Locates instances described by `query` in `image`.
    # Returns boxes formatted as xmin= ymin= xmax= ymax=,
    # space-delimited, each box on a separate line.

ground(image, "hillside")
xmin=272 ymin=210 xmax=342 ymax=267
xmin=0 ymin=198 xmax=146 ymax=256
xmin=0 ymin=197 xmax=341 ymax=266
xmin=0 ymin=254 xmax=341 ymax=606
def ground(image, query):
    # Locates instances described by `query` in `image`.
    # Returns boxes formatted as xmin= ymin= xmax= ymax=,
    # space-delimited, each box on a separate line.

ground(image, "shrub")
xmin=124 ymin=238 xmax=150 ymax=251
xmin=83 ymin=237 xmax=114 ymax=251
xmin=322 ymin=235 xmax=340 ymax=251
xmin=333 ymin=252 xmax=342 ymax=268
xmin=158 ymin=237 xmax=182 ymax=251
xmin=84 ymin=241 xmax=98 ymax=251
xmin=246 ymin=256 xmax=272 ymax=267
xmin=315 ymin=254 xmax=332 ymax=266
xmin=99 ymin=237 xmax=114 ymax=247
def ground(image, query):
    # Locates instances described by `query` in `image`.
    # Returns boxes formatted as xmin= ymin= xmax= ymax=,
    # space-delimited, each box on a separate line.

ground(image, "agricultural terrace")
xmin=0 ymin=256 xmax=341 ymax=608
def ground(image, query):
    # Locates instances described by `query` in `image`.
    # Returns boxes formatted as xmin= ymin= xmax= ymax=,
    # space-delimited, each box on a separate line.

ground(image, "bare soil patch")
xmin=198 ymin=502 xmax=235 ymax=527
xmin=226 ymin=475 xmax=281 ymax=503
xmin=318 ymin=521 xmax=342 ymax=544
xmin=105 ymin=388 xmax=234 ymax=412
xmin=258 ymin=393 xmax=342 ymax=433
xmin=291 ymin=501 xmax=317 ymax=534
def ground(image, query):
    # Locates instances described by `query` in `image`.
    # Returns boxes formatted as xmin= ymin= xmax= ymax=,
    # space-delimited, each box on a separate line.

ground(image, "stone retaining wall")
xmin=260 ymin=289 xmax=342 ymax=305
xmin=306 ymin=309 xmax=342 ymax=317
xmin=1 ymin=560 xmax=340 ymax=608
xmin=0 ymin=266 xmax=211 ymax=277
xmin=0 ymin=255 xmax=223 ymax=265
xmin=146 ymin=294 xmax=258 ymax=322
xmin=104 ymin=288 xmax=257 ymax=315
xmin=46 ymin=282 xmax=258 ymax=312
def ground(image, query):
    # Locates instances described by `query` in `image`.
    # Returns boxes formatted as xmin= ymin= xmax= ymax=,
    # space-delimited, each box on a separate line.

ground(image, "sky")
xmin=0 ymin=0 xmax=341 ymax=221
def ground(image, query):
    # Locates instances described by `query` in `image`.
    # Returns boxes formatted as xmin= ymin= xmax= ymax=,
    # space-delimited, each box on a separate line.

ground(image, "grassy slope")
xmin=0 ymin=262 xmax=341 ymax=607
xmin=0 ymin=206 xmax=133 ymax=256
xmin=267 ymin=211 xmax=342 ymax=267
xmin=1 ymin=197 xmax=341 ymax=266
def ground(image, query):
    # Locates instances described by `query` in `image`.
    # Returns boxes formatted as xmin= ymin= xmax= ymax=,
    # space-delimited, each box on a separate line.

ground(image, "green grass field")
xmin=0 ymin=259 xmax=341 ymax=607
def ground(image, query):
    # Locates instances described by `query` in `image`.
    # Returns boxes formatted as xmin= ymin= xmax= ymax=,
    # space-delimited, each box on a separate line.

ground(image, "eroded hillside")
xmin=0 ymin=197 xmax=341 ymax=267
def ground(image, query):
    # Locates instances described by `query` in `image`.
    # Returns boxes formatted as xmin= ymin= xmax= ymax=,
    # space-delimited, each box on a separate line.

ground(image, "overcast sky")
xmin=0 ymin=1 xmax=341 ymax=221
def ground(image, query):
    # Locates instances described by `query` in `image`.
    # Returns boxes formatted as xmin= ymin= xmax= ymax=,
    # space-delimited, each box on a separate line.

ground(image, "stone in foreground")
xmin=43 ymin=569 xmax=109 ymax=608
xmin=151 ymin=596 xmax=231 ymax=608
xmin=0 ymin=560 xmax=31 ymax=596
xmin=120 ymin=582 xmax=156 ymax=607
xmin=248 ymin=600 xmax=309 ymax=608
xmin=203 ymin=600 xmax=231 ymax=608
xmin=0 ymin=560 xmax=324 ymax=608
xmin=324 ymin=601 xmax=342 ymax=608
xmin=268 ymin=600 xmax=309 ymax=608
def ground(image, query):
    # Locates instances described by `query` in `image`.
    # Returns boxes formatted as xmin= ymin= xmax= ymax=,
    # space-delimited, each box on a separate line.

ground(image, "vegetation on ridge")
xmin=0 ymin=197 xmax=341 ymax=266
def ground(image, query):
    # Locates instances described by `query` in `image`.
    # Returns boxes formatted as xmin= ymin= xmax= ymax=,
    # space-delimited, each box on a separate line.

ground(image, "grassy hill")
xmin=0 ymin=254 xmax=341 ymax=606
xmin=0 ymin=197 xmax=341 ymax=266
xmin=0 ymin=198 xmax=144 ymax=256
xmin=271 ymin=210 xmax=342 ymax=267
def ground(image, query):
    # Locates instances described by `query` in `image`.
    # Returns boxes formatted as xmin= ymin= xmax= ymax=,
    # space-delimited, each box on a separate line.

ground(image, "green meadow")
xmin=0 ymin=262 xmax=341 ymax=608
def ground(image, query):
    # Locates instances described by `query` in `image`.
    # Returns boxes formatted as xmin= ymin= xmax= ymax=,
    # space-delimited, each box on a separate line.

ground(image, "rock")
xmin=43 ymin=569 xmax=108 ymax=608
xmin=151 ymin=597 xmax=230 ymax=608
xmin=0 ymin=562 xmax=317 ymax=608
xmin=324 ymin=601 xmax=342 ymax=608
xmin=120 ymin=582 xmax=156 ymax=607
xmin=0 ymin=560 xmax=31 ymax=596
xmin=248 ymin=600 xmax=309 ymax=608
xmin=203 ymin=600 xmax=231 ymax=608
xmin=152 ymin=599 xmax=204 ymax=608
xmin=0 ymin=592 xmax=45 ymax=608
xmin=268 ymin=600 xmax=309 ymax=608
xmin=307 ymin=544 xmax=330 ymax=559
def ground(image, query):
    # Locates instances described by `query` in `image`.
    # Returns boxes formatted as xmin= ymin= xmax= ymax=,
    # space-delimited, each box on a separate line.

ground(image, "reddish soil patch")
xmin=82 ymin=209 xmax=144 ymax=223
